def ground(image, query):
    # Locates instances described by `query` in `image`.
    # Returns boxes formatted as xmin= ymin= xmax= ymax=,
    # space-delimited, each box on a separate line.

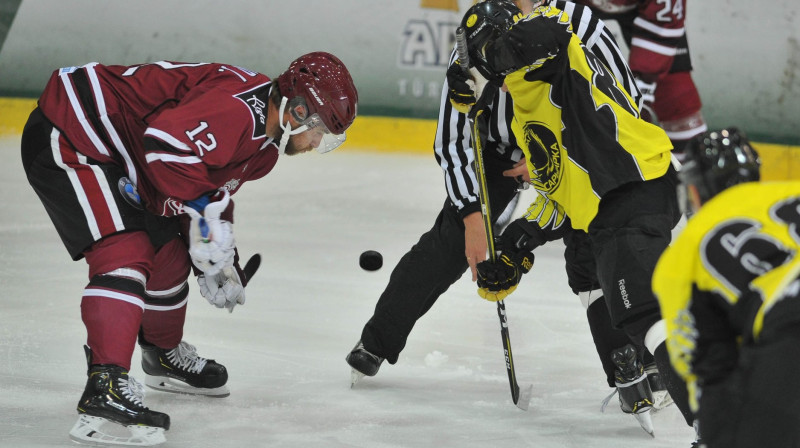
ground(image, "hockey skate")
xmin=690 ymin=419 xmax=705 ymax=447
xmin=69 ymin=362 xmax=170 ymax=447
xmin=644 ymin=362 xmax=674 ymax=411
xmin=141 ymin=340 xmax=229 ymax=397
xmin=610 ymin=344 xmax=655 ymax=437
xmin=346 ymin=340 xmax=384 ymax=387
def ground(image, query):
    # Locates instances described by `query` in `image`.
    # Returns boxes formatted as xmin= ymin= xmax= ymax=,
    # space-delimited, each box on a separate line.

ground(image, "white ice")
xmin=0 ymin=136 xmax=695 ymax=447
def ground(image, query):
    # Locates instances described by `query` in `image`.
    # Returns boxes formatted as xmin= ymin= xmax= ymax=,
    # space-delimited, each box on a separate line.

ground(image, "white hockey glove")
xmin=635 ymin=77 xmax=657 ymax=123
xmin=197 ymin=266 xmax=246 ymax=312
xmin=186 ymin=190 xmax=235 ymax=277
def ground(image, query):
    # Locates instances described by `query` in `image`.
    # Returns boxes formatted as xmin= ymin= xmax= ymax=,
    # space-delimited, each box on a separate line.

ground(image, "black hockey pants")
xmin=359 ymin=159 xmax=518 ymax=363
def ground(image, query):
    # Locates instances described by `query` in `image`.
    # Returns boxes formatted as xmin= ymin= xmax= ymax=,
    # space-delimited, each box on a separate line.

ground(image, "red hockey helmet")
xmin=275 ymin=52 xmax=358 ymax=153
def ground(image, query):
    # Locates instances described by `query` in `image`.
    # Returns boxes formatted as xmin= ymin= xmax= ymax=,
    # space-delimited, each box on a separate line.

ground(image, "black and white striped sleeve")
xmin=550 ymin=0 xmax=643 ymax=109
xmin=433 ymin=51 xmax=483 ymax=218
xmin=434 ymin=50 xmax=523 ymax=218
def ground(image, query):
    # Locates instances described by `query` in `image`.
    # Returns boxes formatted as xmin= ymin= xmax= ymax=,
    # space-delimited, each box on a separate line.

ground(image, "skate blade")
xmin=350 ymin=369 xmax=366 ymax=388
xmin=515 ymin=384 xmax=533 ymax=411
xmin=145 ymin=375 xmax=230 ymax=398
xmin=633 ymin=411 xmax=655 ymax=438
xmin=69 ymin=414 xmax=166 ymax=446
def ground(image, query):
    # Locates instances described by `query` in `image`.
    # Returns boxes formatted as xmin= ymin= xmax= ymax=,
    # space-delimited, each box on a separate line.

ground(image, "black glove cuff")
xmin=502 ymin=218 xmax=546 ymax=252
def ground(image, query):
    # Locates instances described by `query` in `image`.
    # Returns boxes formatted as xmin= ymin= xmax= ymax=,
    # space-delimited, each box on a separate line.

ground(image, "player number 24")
xmin=656 ymin=0 xmax=684 ymax=22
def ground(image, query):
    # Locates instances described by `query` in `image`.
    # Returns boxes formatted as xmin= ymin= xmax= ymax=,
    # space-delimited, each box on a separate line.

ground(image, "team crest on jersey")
xmin=223 ymin=178 xmax=241 ymax=192
xmin=523 ymin=121 xmax=562 ymax=193
xmin=234 ymin=83 xmax=271 ymax=140
xmin=164 ymin=198 xmax=186 ymax=217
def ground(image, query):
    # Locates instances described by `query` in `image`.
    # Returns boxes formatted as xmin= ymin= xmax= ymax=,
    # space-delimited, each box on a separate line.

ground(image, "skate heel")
xmin=611 ymin=344 xmax=655 ymax=437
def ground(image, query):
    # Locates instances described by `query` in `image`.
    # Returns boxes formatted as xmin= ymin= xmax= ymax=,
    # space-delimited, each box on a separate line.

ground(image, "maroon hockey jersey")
xmin=575 ymin=0 xmax=689 ymax=79
xmin=38 ymin=61 xmax=280 ymax=217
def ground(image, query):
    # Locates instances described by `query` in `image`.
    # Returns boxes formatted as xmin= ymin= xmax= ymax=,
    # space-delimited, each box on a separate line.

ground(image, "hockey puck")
xmin=359 ymin=250 xmax=383 ymax=271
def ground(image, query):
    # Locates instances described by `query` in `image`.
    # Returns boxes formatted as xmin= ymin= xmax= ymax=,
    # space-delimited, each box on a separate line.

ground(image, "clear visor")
xmin=299 ymin=114 xmax=346 ymax=154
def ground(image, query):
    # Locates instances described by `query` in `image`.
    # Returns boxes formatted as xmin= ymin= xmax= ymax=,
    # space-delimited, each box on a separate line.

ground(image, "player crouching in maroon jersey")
xmin=20 ymin=52 xmax=357 ymax=446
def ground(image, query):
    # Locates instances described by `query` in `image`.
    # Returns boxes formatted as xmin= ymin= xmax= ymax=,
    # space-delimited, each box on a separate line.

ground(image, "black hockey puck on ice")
xmin=359 ymin=250 xmax=383 ymax=271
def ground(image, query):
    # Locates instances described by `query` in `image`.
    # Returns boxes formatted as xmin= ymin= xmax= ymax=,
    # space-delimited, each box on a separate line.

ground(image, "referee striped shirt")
xmin=434 ymin=0 xmax=640 ymax=218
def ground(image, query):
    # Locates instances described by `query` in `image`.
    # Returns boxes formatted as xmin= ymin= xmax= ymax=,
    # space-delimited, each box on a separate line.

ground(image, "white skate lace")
xmin=167 ymin=341 xmax=208 ymax=374
xmin=119 ymin=376 xmax=146 ymax=407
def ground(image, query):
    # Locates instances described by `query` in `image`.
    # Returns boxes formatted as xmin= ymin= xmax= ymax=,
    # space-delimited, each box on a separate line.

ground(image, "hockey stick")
xmin=456 ymin=27 xmax=532 ymax=411
xmin=242 ymin=253 xmax=261 ymax=282
xmin=226 ymin=253 xmax=261 ymax=314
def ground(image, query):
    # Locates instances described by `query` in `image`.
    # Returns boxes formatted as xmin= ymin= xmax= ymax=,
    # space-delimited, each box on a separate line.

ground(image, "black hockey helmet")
xmin=678 ymin=127 xmax=761 ymax=213
xmin=460 ymin=0 xmax=521 ymax=82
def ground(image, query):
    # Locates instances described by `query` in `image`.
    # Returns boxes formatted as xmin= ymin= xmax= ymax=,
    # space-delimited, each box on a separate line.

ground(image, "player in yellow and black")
xmin=653 ymin=129 xmax=800 ymax=448
xmin=457 ymin=0 xmax=696 ymax=439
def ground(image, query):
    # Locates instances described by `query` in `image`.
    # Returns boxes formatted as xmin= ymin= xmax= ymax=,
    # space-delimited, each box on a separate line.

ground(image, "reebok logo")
xmin=618 ymin=279 xmax=631 ymax=309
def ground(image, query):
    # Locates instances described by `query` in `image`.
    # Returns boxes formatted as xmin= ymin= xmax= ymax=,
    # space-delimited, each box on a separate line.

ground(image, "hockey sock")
xmin=140 ymin=287 xmax=189 ymax=349
xmin=81 ymin=276 xmax=145 ymax=370
xmin=139 ymin=237 xmax=192 ymax=348
xmin=653 ymin=342 xmax=694 ymax=425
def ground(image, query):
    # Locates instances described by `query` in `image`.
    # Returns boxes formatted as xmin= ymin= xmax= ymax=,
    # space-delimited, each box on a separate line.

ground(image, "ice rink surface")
xmin=0 ymin=136 xmax=694 ymax=447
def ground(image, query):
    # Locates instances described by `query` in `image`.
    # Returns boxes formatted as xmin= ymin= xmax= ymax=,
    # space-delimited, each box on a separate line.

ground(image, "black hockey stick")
xmin=456 ymin=27 xmax=532 ymax=411
xmin=242 ymin=253 xmax=261 ymax=283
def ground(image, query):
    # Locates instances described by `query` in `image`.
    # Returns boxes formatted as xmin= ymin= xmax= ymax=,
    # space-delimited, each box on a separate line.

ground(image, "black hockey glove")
xmin=476 ymin=252 xmax=534 ymax=302
xmin=446 ymin=61 xmax=476 ymax=115
xmin=497 ymin=217 xmax=544 ymax=254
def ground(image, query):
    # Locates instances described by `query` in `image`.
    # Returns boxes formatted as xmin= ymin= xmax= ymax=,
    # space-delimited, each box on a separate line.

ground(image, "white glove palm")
xmin=186 ymin=190 xmax=235 ymax=277
xmin=197 ymin=266 xmax=246 ymax=312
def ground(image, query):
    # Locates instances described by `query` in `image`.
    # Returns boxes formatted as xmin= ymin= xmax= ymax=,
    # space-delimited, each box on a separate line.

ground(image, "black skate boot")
xmin=691 ymin=419 xmax=705 ymax=447
xmin=346 ymin=340 xmax=384 ymax=387
xmin=644 ymin=362 xmax=674 ymax=410
xmin=69 ymin=347 xmax=170 ymax=446
xmin=611 ymin=344 xmax=655 ymax=437
xmin=141 ymin=340 xmax=229 ymax=397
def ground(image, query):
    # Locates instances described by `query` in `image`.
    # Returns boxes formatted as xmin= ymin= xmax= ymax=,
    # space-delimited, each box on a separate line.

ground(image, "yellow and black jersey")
xmin=498 ymin=6 xmax=673 ymax=231
xmin=653 ymin=181 xmax=800 ymax=410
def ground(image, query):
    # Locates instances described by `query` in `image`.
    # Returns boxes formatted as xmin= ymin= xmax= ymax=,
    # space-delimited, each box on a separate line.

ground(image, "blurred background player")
xmin=572 ymin=0 xmax=708 ymax=158
xmin=654 ymin=129 xmax=800 ymax=448
xmin=21 ymin=53 xmax=357 ymax=446
xmin=347 ymin=0 xmax=671 ymax=432
xmin=456 ymin=0 xmax=697 ymax=441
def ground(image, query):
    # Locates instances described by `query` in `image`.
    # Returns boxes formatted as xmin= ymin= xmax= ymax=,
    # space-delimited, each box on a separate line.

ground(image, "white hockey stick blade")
xmin=633 ymin=410 xmax=655 ymax=438
xmin=515 ymin=383 xmax=534 ymax=411
xmin=350 ymin=369 xmax=366 ymax=388
xmin=145 ymin=375 xmax=230 ymax=397
xmin=69 ymin=414 xmax=166 ymax=446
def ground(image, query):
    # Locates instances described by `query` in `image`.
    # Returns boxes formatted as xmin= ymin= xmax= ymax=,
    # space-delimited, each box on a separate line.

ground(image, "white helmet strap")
xmin=277 ymin=96 xmax=309 ymax=155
